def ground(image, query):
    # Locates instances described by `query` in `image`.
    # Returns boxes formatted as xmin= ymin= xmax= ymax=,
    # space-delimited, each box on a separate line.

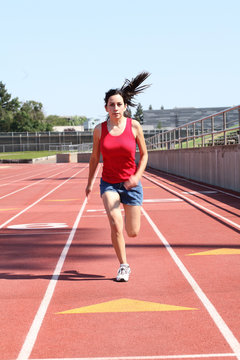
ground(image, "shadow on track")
xmin=0 ymin=270 xmax=114 ymax=281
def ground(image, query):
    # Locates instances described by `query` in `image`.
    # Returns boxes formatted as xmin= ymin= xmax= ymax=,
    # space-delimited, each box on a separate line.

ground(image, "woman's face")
xmin=105 ymin=94 xmax=127 ymax=120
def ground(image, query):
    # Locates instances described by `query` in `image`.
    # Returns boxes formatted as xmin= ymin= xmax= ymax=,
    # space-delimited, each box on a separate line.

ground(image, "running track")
xmin=0 ymin=163 xmax=240 ymax=360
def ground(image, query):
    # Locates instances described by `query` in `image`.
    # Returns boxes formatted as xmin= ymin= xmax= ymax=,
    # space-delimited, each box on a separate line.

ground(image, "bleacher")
xmin=143 ymin=106 xmax=229 ymax=129
xmin=205 ymin=130 xmax=240 ymax=146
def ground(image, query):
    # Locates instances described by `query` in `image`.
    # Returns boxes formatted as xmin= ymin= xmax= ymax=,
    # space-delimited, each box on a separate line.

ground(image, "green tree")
xmin=125 ymin=106 xmax=132 ymax=118
xmin=149 ymin=104 xmax=153 ymax=110
xmin=45 ymin=115 xmax=62 ymax=126
xmin=0 ymin=111 xmax=15 ymax=132
xmin=0 ymin=82 xmax=20 ymax=131
xmin=11 ymin=100 xmax=50 ymax=132
xmin=46 ymin=115 xmax=72 ymax=126
xmin=46 ymin=114 xmax=88 ymax=127
xmin=71 ymin=115 xmax=88 ymax=125
xmin=22 ymin=101 xmax=44 ymax=127
xmin=0 ymin=82 xmax=20 ymax=112
xmin=11 ymin=110 xmax=35 ymax=132
xmin=134 ymin=103 xmax=144 ymax=124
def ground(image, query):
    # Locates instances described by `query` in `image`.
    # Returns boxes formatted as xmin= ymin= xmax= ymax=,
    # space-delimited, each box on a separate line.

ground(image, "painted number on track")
xmin=7 ymin=223 xmax=68 ymax=229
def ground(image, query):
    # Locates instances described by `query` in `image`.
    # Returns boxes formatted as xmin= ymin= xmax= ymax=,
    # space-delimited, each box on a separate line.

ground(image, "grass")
xmin=172 ymin=129 xmax=239 ymax=149
xmin=0 ymin=151 xmax=61 ymax=160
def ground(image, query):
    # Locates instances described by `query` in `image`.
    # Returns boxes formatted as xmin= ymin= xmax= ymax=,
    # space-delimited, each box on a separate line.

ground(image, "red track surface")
xmin=0 ymin=163 xmax=240 ymax=360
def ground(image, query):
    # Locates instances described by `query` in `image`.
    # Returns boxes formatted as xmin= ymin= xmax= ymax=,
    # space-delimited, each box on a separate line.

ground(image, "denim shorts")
xmin=100 ymin=178 xmax=143 ymax=206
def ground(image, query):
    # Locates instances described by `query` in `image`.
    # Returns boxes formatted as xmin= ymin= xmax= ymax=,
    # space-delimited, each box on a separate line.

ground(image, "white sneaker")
xmin=116 ymin=264 xmax=131 ymax=282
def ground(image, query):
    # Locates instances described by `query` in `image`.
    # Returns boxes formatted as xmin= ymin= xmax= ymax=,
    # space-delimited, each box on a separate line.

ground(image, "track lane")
xmin=0 ymin=164 xmax=90 ymax=360
xmin=0 ymin=164 xmax=67 ymax=189
xmin=142 ymin=172 xmax=240 ymax=356
xmin=16 ymin=165 xmax=100 ymax=360
xmin=1 ymin=164 xmax=240 ymax=360
xmin=141 ymin=206 xmax=240 ymax=359
xmin=148 ymin=168 xmax=240 ymax=201
xmin=27 ymin=171 xmax=238 ymax=360
xmin=143 ymin=173 xmax=240 ymax=231
xmin=144 ymin=169 xmax=240 ymax=220
xmin=0 ymin=165 xmax=86 ymax=226
xmin=0 ymin=164 xmax=73 ymax=199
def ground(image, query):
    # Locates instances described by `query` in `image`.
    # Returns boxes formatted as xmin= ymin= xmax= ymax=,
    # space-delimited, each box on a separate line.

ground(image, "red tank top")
xmin=100 ymin=118 xmax=137 ymax=183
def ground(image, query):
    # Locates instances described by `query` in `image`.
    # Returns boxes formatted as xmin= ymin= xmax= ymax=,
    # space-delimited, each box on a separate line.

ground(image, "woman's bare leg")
xmin=102 ymin=191 xmax=127 ymax=264
xmin=123 ymin=204 xmax=141 ymax=237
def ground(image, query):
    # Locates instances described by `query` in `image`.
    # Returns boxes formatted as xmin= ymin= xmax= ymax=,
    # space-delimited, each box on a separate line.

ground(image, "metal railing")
xmin=0 ymin=131 xmax=94 ymax=153
xmin=49 ymin=143 xmax=93 ymax=152
xmin=0 ymin=129 xmax=158 ymax=153
xmin=146 ymin=105 xmax=240 ymax=150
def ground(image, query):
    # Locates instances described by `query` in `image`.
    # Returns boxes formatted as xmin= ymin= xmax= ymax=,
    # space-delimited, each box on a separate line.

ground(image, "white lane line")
xmin=151 ymin=170 xmax=240 ymax=200
xmin=0 ymin=166 xmax=65 ymax=188
xmin=0 ymin=167 xmax=38 ymax=182
xmin=30 ymin=352 xmax=236 ymax=359
xmin=0 ymin=167 xmax=71 ymax=200
xmin=0 ymin=166 xmax=88 ymax=229
xmin=143 ymin=174 xmax=240 ymax=230
xmin=143 ymin=198 xmax=183 ymax=203
xmin=87 ymin=209 xmax=106 ymax=212
xmin=17 ymin=165 xmax=99 ymax=360
xmin=86 ymin=209 xmax=124 ymax=212
xmin=182 ymin=191 xmax=218 ymax=195
xmin=16 ymin=197 xmax=88 ymax=360
xmin=141 ymin=207 xmax=240 ymax=360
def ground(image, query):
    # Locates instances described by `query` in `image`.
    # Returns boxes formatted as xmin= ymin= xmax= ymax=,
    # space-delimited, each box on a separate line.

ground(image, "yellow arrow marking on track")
xmin=0 ymin=208 xmax=19 ymax=211
xmin=57 ymin=298 xmax=197 ymax=314
xmin=187 ymin=248 xmax=240 ymax=256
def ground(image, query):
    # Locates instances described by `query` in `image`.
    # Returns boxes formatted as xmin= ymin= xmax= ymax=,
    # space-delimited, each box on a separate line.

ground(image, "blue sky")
xmin=1 ymin=0 xmax=239 ymax=120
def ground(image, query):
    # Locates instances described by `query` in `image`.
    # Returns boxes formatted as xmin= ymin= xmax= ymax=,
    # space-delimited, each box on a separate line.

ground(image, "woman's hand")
xmin=124 ymin=175 xmax=139 ymax=190
xmin=85 ymin=183 xmax=93 ymax=197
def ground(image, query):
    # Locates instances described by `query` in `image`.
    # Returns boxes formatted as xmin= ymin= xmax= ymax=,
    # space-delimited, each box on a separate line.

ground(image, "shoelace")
xmin=118 ymin=266 xmax=129 ymax=275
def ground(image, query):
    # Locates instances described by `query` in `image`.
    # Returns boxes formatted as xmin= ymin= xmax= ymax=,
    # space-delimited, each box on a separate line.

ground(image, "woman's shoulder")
xmin=129 ymin=118 xmax=143 ymax=137
xmin=93 ymin=120 xmax=107 ymax=138
xmin=130 ymin=118 xmax=142 ymax=130
xmin=93 ymin=122 xmax=102 ymax=138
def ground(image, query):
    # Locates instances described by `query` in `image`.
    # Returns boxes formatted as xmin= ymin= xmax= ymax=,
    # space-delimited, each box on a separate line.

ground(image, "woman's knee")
xmin=123 ymin=204 xmax=141 ymax=237
xmin=126 ymin=226 xmax=140 ymax=238
xmin=108 ymin=214 xmax=123 ymax=234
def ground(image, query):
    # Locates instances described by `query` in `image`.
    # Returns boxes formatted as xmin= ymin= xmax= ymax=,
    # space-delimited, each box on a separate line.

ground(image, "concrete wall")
xmin=77 ymin=145 xmax=240 ymax=193
xmin=147 ymin=145 xmax=240 ymax=193
xmin=56 ymin=153 xmax=78 ymax=163
xmin=77 ymin=153 xmax=103 ymax=163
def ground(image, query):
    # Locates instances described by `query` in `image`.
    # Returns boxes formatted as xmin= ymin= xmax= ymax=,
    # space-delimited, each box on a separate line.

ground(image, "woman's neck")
xmin=107 ymin=116 xmax=127 ymax=135
xmin=108 ymin=116 xmax=126 ymax=127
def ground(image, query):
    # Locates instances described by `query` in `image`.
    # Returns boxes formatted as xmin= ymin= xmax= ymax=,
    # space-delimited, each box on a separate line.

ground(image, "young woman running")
xmin=85 ymin=72 xmax=151 ymax=282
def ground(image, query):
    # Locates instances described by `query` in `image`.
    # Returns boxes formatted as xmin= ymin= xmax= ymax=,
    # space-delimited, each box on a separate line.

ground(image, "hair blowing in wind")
xmin=120 ymin=71 xmax=151 ymax=107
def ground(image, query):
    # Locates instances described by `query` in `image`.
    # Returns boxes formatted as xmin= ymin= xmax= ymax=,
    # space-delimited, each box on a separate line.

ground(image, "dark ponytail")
xmin=104 ymin=71 xmax=151 ymax=108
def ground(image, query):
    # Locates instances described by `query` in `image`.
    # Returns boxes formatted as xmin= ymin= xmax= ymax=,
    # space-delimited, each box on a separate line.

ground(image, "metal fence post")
xmin=193 ymin=123 xmax=196 ymax=148
xmin=223 ymin=112 xmax=227 ymax=145
xmin=201 ymin=120 xmax=204 ymax=147
xmin=211 ymin=116 xmax=214 ymax=146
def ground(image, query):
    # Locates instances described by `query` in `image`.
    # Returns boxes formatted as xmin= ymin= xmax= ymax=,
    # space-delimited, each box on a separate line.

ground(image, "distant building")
xmin=84 ymin=118 xmax=102 ymax=131
xmin=53 ymin=125 xmax=84 ymax=132
xmin=143 ymin=106 xmax=230 ymax=129
xmin=141 ymin=124 xmax=155 ymax=131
